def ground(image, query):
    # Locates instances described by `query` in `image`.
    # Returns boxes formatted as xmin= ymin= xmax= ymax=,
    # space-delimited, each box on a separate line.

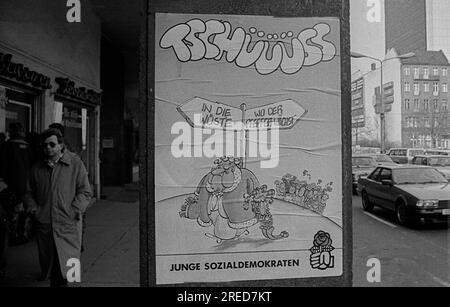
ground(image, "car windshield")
xmin=352 ymin=157 xmax=376 ymax=167
xmin=375 ymin=155 xmax=394 ymax=163
xmin=393 ymin=168 xmax=448 ymax=184
xmin=428 ymin=157 xmax=450 ymax=167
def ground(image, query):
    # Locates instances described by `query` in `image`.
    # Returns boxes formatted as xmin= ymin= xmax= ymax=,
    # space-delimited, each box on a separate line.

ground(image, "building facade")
xmin=0 ymin=0 xmax=102 ymax=197
xmin=352 ymin=49 xmax=450 ymax=150
xmin=400 ymin=51 xmax=450 ymax=149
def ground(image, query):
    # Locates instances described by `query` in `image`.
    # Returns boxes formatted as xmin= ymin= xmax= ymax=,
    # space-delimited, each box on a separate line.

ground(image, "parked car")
xmin=352 ymin=155 xmax=378 ymax=194
xmin=387 ymin=148 xmax=425 ymax=164
xmin=411 ymin=155 xmax=450 ymax=180
xmin=358 ymin=165 xmax=450 ymax=226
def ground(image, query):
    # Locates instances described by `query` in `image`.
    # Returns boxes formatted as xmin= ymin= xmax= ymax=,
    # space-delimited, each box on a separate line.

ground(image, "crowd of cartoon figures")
xmin=275 ymin=172 xmax=333 ymax=215
xmin=179 ymin=157 xmax=332 ymax=244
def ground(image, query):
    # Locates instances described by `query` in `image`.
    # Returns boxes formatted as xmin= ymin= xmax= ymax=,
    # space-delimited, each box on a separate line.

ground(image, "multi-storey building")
xmin=400 ymin=50 xmax=450 ymax=149
xmin=352 ymin=49 xmax=450 ymax=149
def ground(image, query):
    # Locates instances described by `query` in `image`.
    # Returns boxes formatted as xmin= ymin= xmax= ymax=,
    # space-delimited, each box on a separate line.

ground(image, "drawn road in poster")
xmin=156 ymin=195 xmax=342 ymax=256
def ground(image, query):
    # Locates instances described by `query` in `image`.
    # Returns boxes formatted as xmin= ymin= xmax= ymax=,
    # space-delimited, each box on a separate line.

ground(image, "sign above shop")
xmin=0 ymin=52 xmax=51 ymax=89
xmin=55 ymin=77 xmax=102 ymax=105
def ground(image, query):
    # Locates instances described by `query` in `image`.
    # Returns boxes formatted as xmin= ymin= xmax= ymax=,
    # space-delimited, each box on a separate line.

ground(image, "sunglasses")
xmin=43 ymin=142 xmax=58 ymax=148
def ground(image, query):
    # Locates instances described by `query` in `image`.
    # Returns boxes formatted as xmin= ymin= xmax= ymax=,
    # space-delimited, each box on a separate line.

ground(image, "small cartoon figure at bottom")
xmin=179 ymin=157 xmax=288 ymax=243
xmin=309 ymin=231 xmax=335 ymax=270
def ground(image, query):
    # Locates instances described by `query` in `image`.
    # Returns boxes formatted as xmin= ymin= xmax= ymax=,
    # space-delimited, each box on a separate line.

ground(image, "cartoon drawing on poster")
xmin=155 ymin=13 xmax=342 ymax=285
xmin=179 ymin=156 xmax=289 ymax=244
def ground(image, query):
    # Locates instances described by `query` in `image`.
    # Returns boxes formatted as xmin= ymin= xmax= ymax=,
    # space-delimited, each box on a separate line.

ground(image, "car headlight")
xmin=416 ymin=200 xmax=439 ymax=208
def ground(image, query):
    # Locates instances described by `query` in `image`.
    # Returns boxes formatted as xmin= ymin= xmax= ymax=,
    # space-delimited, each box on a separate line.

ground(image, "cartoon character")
xmin=180 ymin=157 xmax=288 ymax=243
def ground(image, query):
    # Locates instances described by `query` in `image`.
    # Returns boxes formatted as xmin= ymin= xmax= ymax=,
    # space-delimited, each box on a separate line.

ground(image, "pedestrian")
xmin=25 ymin=129 xmax=91 ymax=287
xmin=48 ymin=123 xmax=89 ymax=253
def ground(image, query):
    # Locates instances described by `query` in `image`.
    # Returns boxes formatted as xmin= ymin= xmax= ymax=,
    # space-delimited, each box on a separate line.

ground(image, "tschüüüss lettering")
xmin=160 ymin=19 xmax=337 ymax=75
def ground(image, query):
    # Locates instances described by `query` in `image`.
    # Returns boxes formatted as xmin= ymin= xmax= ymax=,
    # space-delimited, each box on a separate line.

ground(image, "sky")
xmin=350 ymin=0 xmax=386 ymax=75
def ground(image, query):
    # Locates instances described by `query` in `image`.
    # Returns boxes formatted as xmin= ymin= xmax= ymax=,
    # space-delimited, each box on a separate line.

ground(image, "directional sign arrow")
xmin=176 ymin=97 xmax=242 ymax=129
xmin=245 ymin=99 xmax=308 ymax=130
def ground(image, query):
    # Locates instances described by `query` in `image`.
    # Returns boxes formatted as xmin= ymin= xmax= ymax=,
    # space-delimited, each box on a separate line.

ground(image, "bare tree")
xmin=427 ymin=102 xmax=448 ymax=148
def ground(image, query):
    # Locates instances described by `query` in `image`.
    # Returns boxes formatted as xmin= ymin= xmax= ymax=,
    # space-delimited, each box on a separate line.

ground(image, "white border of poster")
xmin=155 ymin=13 xmax=342 ymax=285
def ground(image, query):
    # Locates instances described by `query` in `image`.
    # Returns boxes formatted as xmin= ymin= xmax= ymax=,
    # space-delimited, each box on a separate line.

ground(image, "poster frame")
xmin=140 ymin=0 xmax=352 ymax=287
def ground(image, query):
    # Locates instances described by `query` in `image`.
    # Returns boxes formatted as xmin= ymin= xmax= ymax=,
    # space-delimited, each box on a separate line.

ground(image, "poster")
xmin=155 ymin=13 xmax=342 ymax=285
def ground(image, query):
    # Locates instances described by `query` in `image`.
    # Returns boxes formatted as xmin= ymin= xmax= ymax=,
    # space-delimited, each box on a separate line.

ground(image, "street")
xmin=353 ymin=195 xmax=450 ymax=287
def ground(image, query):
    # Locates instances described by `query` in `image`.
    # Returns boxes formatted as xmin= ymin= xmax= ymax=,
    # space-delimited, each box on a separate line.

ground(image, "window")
xmin=414 ymin=82 xmax=420 ymax=95
xmin=425 ymin=135 xmax=432 ymax=148
xmin=368 ymin=168 xmax=382 ymax=181
xmin=424 ymin=99 xmax=429 ymax=110
xmin=424 ymin=67 xmax=429 ymax=79
xmin=433 ymin=99 xmax=438 ymax=110
xmin=414 ymin=99 xmax=420 ymax=110
xmin=413 ymin=117 xmax=418 ymax=128
xmin=433 ymin=67 xmax=439 ymax=75
xmin=414 ymin=67 xmax=420 ymax=78
xmin=433 ymin=82 xmax=439 ymax=95
xmin=443 ymin=68 xmax=448 ymax=76
xmin=379 ymin=169 xmax=392 ymax=182
xmin=424 ymin=82 xmax=430 ymax=92
xmin=410 ymin=135 xmax=418 ymax=148
xmin=405 ymin=117 xmax=411 ymax=128
xmin=424 ymin=117 xmax=430 ymax=128
xmin=404 ymin=82 xmax=411 ymax=92
xmin=404 ymin=67 xmax=410 ymax=76
xmin=442 ymin=83 xmax=448 ymax=93
xmin=443 ymin=100 xmax=448 ymax=111
xmin=405 ymin=99 xmax=410 ymax=110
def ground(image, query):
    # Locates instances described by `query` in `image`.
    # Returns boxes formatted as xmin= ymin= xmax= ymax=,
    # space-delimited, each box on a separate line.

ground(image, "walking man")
xmin=25 ymin=129 xmax=91 ymax=287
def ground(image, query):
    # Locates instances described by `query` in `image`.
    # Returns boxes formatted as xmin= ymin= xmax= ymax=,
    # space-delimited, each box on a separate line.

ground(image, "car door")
xmin=376 ymin=168 xmax=396 ymax=210
xmin=364 ymin=168 xmax=382 ymax=205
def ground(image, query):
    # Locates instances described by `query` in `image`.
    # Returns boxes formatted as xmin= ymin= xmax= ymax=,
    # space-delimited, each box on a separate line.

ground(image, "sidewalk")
xmin=0 ymin=186 xmax=140 ymax=287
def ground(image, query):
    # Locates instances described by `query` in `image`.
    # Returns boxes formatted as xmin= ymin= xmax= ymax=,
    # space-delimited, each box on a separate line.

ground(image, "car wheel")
xmin=395 ymin=202 xmax=417 ymax=226
xmin=361 ymin=192 xmax=374 ymax=212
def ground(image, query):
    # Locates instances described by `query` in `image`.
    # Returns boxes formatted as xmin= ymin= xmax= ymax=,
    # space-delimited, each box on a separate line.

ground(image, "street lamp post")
xmin=351 ymin=51 xmax=415 ymax=153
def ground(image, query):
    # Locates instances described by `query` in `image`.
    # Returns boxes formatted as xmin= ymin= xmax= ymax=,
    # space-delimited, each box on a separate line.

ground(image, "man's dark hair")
xmin=49 ymin=123 xmax=65 ymax=136
xmin=40 ymin=128 xmax=64 ymax=145
xmin=9 ymin=122 xmax=25 ymax=139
